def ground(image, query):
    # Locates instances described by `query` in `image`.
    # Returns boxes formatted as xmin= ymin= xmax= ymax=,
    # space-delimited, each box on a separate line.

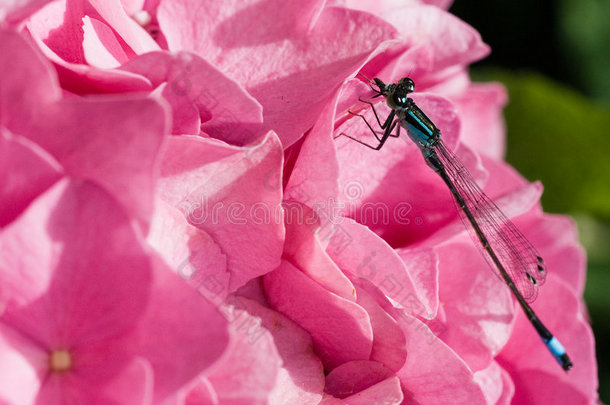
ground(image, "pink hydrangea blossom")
xmin=0 ymin=0 xmax=599 ymax=404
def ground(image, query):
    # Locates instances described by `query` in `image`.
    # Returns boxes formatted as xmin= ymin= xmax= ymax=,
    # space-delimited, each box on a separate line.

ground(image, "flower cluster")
xmin=0 ymin=0 xmax=598 ymax=404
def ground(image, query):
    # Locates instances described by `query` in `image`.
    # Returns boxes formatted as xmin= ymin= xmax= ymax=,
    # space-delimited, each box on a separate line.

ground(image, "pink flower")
xmin=1 ymin=1 xmax=599 ymax=404
xmin=0 ymin=179 xmax=230 ymax=404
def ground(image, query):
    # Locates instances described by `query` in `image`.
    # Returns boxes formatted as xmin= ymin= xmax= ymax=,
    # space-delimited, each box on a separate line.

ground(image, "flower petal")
xmin=436 ymin=240 xmax=514 ymax=372
xmin=158 ymin=132 xmax=285 ymax=291
xmin=395 ymin=313 xmax=487 ymax=405
xmin=147 ymin=199 xmax=230 ymax=302
xmin=0 ymin=28 xmax=60 ymax=132
xmin=264 ymin=260 xmax=373 ymax=370
xmin=0 ymin=129 xmax=62 ymax=228
xmin=234 ymin=297 xmax=325 ymax=405
xmin=324 ymin=360 xmax=394 ymax=398
xmin=451 ymin=82 xmax=507 ymax=160
xmin=0 ymin=179 xmax=152 ymax=343
xmin=0 ymin=323 xmax=45 ymax=405
xmin=354 ymin=286 xmax=407 ymax=371
xmin=123 ymin=256 xmax=230 ymax=402
xmin=282 ymin=204 xmax=356 ymax=301
xmin=0 ymin=0 xmax=54 ymax=25
xmin=30 ymin=96 xmax=167 ymax=231
xmin=120 ymin=51 xmax=263 ymax=142
xmin=498 ymin=277 xmax=598 ymax=403
xmin=474 ymin=361 xmax=515 ymax=405
xmin=383 ymin=5 xmax=489 ymax=73
xmin=158 ymin=0 xmax=399 ymax=146
xmin=341 ymin=376 xmax=403 ymax=404
xmin=27 ymin=0 xmax=151 ymax=94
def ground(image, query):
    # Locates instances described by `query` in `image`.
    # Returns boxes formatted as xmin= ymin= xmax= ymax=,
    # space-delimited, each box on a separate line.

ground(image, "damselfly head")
xmin=385 ymin=77 xmax=414 ymax=109
xmin=397 ymin=77 xmax=415 ymax=93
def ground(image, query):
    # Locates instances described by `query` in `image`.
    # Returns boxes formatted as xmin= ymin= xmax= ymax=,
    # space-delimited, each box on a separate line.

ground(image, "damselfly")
xmin=338 ymin=77 xmax=572 ymax=371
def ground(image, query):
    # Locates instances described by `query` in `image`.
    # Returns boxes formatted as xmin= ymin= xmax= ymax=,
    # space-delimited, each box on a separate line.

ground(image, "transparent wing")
xmin=435 ymin=140 xmax=546 ymax=302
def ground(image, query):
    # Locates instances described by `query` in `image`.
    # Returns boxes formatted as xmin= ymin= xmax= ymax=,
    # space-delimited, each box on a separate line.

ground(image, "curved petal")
xmin=158 ymin=132 xmax=285 ymax=291
xmin=264 ymin=260 xmax=373 ymax=370
xmin=158 ymin=0 xmax=399 ymax=146
xmin=396 ymin=313 xmax=487 ymax=405
xmin=498 ymin=277 xmax=598 ymax=403
xmin=0 ymin=130 xmax=62 ymax=228
xmin=120 ymin=51 xmax=263 ymax=143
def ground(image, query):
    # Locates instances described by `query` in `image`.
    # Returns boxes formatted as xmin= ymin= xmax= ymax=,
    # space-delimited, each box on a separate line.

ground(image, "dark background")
xmin=451 ymin=0 xmax=610 ymax=401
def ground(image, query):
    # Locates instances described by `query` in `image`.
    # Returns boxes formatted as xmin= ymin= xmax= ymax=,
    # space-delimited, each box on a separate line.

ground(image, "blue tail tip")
xmin=547 ymin=337 xmax=573 ymax=371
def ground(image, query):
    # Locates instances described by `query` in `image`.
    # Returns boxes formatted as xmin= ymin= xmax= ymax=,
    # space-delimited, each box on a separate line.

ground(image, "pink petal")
xmin=82 ymin=16 xmax=130 ymax=68
xmin=2 ymin=27 xmax=163 ymax=219
xmin=1 ymin=179 xmax=193 ymax=401
xmin=324 ymin=219 xmax=436 ymax=318
xmin=341 ymin=376 xmax=403 ymax=404
xmin=123 ymin=256 xmax=230 ymax=402
xmin=0 ymin=28 xmax=60 ymax=133
xmin=382 ymin=5 xmax=489 ymax=73
xmin=0 ymin=323 xmax=45 ymax=405
xmin=158 ymin=0 xmax=399 ymax=146
xmin=0 ymin=179 xmax=152 ymax=344
xmin=264 ymin=260 xmax=373 ymax=370
xmin=510 ymin=370 xmax=594 ymax=405
xmin=120 ymin=51 xmax=263 ymax=142
xmin=344 ymin=0 xmax=453 ymax=14
xmin=325 ymin=360 xmax=394 ymax=398
xmin=51 ymin=57 xmax=152 ymax=94
xmin=27 ymin=1 xmax=151 ymax=94
xmin=232 ymin=278 xmax=268 ymax=306
xmin=233 ymin=297 xmax=325 ymax=405
xmin=179 ymin=296 xmax=324 ymax=404
xmin=422 ymin=0 xmax=453 ymax=8
xmin=38 ymin=358 xmax=154 ymax=405
xmin=354 ymin=287 xmax=406 ymax=371
xmin=395 ymin=246 xmax=440 ymax=318
xmin=205 ymin=305 xmax=283 ymax=405
xmin=158 ymin=132 xmax=285 ymax=291
xmin=0 ymin=0 xmax=55 ymax=25
xmin=498 ymin=277 xmax=598 ymax=403
xmin=119 ymin=0 xmax=147 ymax=16
xmin=87 ymin=0 xmax=159 ymax=54
xmin=451 ymin=82 xmax=507 ymax=160
xmin=436 ymin=239 xmax=515 ymax=372
xmin=343 ymin=0 xmax=421 ymax=14
xmin=182 ymin=378 xmax=218 ymax=405
xmin=282 ymin=204 xmax=356 ymax=301
xmin=284 ymin=93 xmax=340 ymax=206
xmin=474 ymin=361 xmax=515 ymax=405
xmin=147 ymin=199 xmax=230 ymax=303
xmin=16 ymin=95 xmax=168 ymax=231
xmin=0 ymin=129 xmax=62 ymax=228
xmin=26 ymin=0 xmax=88 ymax=64
xmin=479 ymin=154 xmax=531 ymax=201
xmin=395 ymin=313 xmax=487 ymax=404
xmin=95 ymin=358 xmax=154 ymax=405
xmin=318 ymin=394 xmax=347 ymax=405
